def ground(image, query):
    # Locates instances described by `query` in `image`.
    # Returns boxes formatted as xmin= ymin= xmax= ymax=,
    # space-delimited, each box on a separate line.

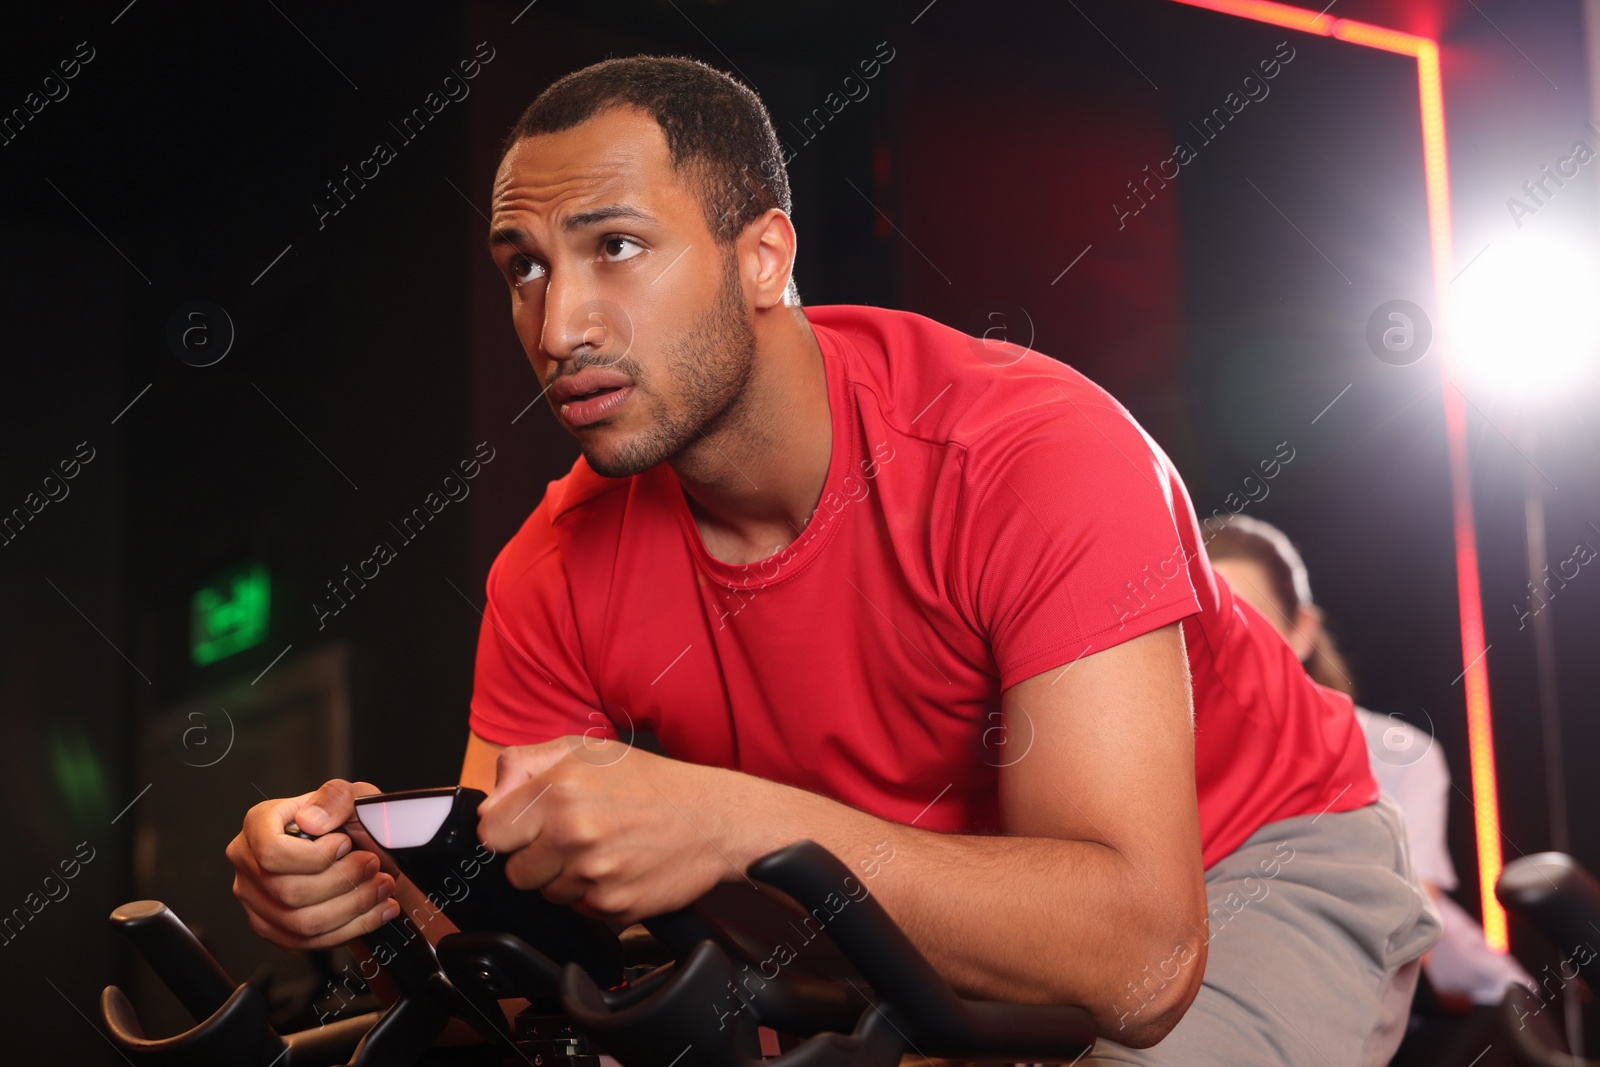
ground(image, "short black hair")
xmin=502 ymin=56 xmax=793 ymax=247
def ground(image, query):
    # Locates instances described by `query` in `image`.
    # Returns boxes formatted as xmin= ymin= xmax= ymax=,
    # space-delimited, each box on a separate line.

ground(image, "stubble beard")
xmin=582 ymin=251 xmax=758 ymax=480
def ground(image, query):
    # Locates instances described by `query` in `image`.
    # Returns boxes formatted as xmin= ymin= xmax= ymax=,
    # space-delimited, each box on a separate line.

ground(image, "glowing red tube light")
xmin=1168 ymin=0 xmax=1507 ymax=949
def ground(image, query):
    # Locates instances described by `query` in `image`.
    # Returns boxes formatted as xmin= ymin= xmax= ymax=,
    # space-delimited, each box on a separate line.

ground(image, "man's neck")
xmin=672 ymin=304 xmax=832 ymax=566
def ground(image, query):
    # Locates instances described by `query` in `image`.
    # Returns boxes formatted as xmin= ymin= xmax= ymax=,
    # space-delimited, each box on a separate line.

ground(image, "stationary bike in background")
xmin=1492 ymin=853 xmax=1600 ymax=1067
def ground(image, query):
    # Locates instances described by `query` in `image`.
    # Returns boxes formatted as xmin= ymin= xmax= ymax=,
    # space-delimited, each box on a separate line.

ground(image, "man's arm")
xmin=729 ymin=622 xmax=1207 ymax=1045
xmin=478 ymin=623 xmax=1208 ymax=1047
xmin=462 ymin=730 xmax=508 ymax=790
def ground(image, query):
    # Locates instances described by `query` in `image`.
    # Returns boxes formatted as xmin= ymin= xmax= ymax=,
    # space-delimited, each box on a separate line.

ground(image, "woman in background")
xmin=1204 ymin=515 xmax=1532 ymax=1009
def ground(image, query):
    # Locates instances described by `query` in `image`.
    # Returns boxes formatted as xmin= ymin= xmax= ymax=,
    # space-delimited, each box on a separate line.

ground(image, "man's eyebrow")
xmin=562 ymin=204 xmax=657 ymax=230
xmin=486 ymin=205 xmax=658 ymax=252
xmin=487 ymin=226 xmax=533 ymax=253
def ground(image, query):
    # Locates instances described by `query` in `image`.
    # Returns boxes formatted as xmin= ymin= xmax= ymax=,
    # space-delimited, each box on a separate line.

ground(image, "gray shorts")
xmin=1083 ymin=796 xmax=1442 ymax=1066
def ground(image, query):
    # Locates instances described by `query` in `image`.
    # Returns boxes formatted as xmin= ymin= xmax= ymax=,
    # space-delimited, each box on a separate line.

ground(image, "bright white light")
xmin=1450 ymin=232 xmax=1600 ymax=399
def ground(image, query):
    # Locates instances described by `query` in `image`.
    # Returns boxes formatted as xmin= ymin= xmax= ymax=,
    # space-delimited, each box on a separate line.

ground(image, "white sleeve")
xmin=1355 ymin=708 xmax=1459 ymax=891
xmin=1426 ymin=893 xmax=1536 ymax=1005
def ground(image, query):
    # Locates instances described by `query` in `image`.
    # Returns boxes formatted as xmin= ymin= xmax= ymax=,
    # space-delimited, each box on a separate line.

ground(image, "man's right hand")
xmin=226 ymin=779 xmax=402 ymax=951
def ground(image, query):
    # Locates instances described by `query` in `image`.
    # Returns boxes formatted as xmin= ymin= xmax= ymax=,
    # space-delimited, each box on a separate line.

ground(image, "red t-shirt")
xmin=470 ymin=305 xmax=1376 ymax=868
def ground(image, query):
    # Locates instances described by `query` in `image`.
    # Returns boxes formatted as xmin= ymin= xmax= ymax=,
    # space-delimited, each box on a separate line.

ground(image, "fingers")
xmin=230 ymin=847 xmax=383 ymax=919
xmin=227 ymin=778 xmax=391 ymax=952
xmin=267 ymin=847 xmax=387 ymax=909
xmin=478 ymin=767 xmax=562 ymax=857
xmin=481 ymin=740 xmax=572 ymax=811
xmin=481 ymin=765 xmax=576 ymax=896
xmin=239 ymin=805 xmax=335 ymax=881
xmin=296 ymin=778 xmax=380 ymax=836
xmin=502 ymin=835 xmax=564 ymax=893
xmin=236 ymin=864 xmax=401 ymax=951
xmin=241 ymin=781 xmax=372 ymax=876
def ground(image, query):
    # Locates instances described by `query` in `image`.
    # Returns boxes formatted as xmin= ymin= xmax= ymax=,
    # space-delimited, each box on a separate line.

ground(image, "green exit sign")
xmin=191 ymin=563 xmax=271 ymax=666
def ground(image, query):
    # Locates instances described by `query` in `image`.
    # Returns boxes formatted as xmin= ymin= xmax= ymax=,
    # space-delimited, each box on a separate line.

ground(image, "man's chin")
xmin=580 ymin=441 xmax=661 ymax=480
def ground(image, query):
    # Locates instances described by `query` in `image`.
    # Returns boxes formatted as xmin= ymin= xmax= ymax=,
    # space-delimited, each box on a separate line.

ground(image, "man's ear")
xmin=744 ymin=208 xmax=798 ymax=310
xmin=1288 ymin=603 xmax=1322 ymax=663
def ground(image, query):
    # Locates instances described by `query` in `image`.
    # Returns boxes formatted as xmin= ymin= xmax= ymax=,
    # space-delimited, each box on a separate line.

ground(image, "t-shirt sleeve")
xmin=468 ymin=521 xmax=609 ymax=747
xmin=959 ymin=402 xmax=1201 ymax=690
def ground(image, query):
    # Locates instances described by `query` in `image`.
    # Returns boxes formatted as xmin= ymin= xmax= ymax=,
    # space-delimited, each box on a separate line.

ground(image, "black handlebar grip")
xmin=748 ymin=842 xmax=969 ymax=1037
xmin=1497 ymin=852 xmax=1600 ymax=987
xmin=110 ymin=900 xmax=238 ymax=1023
xmin=748 ymin=841 xmax=1098 ymax=1060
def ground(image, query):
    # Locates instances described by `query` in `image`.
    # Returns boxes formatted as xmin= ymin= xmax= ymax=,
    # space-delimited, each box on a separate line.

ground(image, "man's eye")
xmin=600 ymin=236 xmax=644 ymax=262
xmin=510 ymin=255 xmax=546 ymax=287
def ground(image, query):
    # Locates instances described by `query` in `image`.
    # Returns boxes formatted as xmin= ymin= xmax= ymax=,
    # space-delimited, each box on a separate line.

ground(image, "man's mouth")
xmin=558 ymin=383 xmax=635 ymax=428
xmin=567 ymin=386 xmax=622 ymax=402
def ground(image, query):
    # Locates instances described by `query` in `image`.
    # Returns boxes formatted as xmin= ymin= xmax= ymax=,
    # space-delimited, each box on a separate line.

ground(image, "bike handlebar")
xmin=101 ymin=788 xmax=1099 ymax=1067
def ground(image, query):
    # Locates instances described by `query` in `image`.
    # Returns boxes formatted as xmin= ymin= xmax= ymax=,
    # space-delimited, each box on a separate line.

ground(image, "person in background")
xmin=1204 ymin=515 xmax=1534 ymax=1009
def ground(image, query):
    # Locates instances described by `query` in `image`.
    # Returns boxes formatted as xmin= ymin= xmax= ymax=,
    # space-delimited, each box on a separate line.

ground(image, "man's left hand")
xmin=476 ymin=737 xmax=748 ymax=924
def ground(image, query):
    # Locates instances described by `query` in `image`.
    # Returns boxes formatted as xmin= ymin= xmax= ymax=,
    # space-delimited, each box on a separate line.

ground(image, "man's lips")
xmin=548 ymin=368 xmax=634 ymax=403
xmin=559 ymin=385 xmax=634 ymax=428
xmin=564 ymin=385 xmax=624 ymax=404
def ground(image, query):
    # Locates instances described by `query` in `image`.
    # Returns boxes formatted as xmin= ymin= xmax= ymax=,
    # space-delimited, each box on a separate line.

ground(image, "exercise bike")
xmin=1494 ymin=852 xmax=1600 ymax=1067
xmin=99 ymin=786 xmax=1099 ymax=1066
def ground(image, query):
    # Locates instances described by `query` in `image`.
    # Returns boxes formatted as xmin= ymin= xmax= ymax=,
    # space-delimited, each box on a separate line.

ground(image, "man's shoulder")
xmin=805 ymin=303 xmax=1132 ymax=454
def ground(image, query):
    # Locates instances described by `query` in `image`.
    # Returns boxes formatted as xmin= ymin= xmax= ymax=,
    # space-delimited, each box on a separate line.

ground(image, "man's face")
xmin=487 ymin=106 xmax=757 ymax=478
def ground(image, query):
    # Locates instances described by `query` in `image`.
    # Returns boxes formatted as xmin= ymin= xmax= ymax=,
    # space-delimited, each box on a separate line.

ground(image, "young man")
xmin=227 ymin=57 xmax=1438 ymax=1063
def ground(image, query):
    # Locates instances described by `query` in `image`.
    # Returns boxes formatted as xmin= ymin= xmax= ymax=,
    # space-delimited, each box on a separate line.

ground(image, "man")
xmin=227 ymin=56 xmax=1438 ymax=1063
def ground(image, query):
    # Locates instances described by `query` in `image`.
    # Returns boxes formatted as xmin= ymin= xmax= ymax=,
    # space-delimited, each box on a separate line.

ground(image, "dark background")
xmin=1 ymin=0 xmax=1596 ymax=1059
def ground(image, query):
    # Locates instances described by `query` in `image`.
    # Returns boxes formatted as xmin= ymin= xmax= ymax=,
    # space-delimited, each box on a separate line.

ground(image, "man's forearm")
xmin=712 ymin=767 xmax=1207 ymax=1043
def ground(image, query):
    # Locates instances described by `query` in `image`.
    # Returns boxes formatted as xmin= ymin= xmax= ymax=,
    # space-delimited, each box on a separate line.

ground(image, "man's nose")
xmin=540 ymin=272 xmax=612 ymax=364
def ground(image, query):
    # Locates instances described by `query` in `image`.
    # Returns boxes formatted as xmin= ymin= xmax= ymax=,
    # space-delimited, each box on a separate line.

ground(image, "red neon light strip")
xmin=1170 ymin=0 xmax=1508 ymax=949
xmin=1335 ymin=20 xmax=1425 ymax=56
xmin=1168 ymin=0 xmax=1334 ymax=34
